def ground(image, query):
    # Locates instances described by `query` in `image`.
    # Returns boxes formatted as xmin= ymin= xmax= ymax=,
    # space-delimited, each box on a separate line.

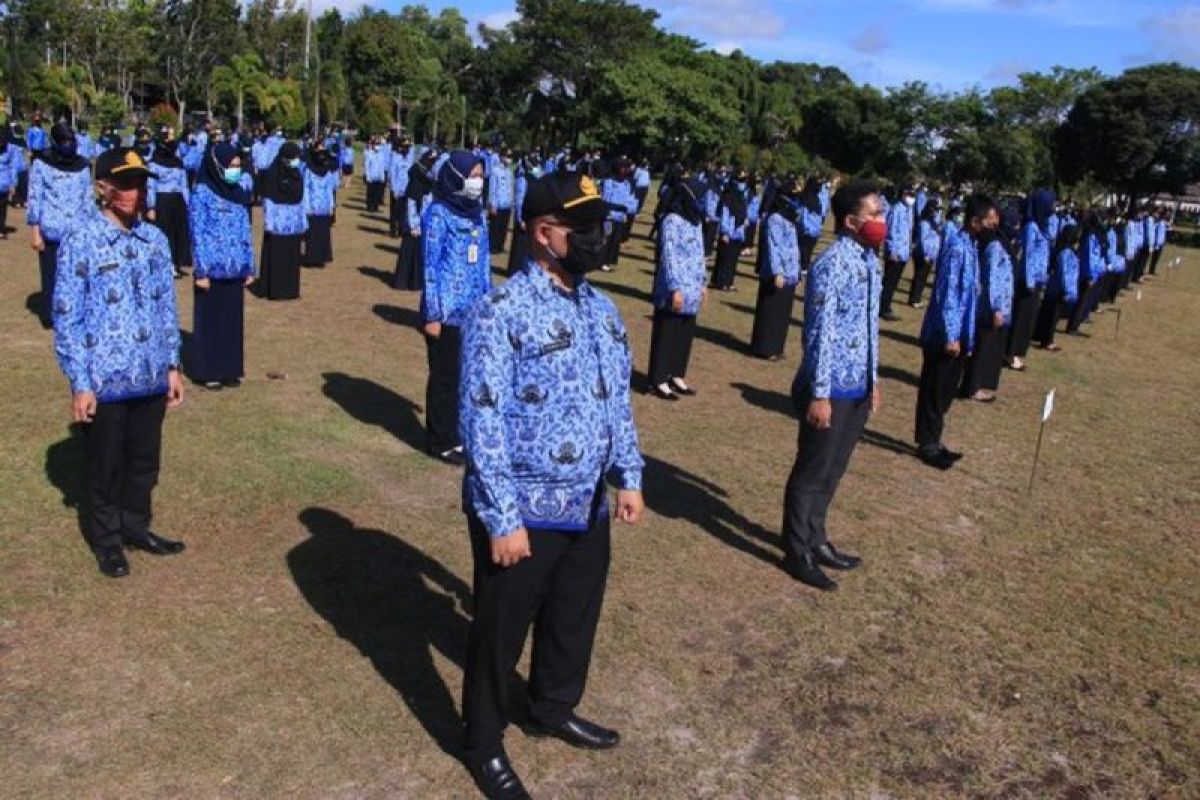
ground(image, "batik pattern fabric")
xmin=26 ymin=160 xmax=95 ymax=243
xmin=303 ymin=169 xmax=339 ymax=217
xmin=765 ymin=213 xmax=801 ymax=286
xmin=921 ymin=228 xmax=979 ymax=352
xmin=653 ymin=213 xmax=706 ymax=315
xmin=979 ymin=240 xmax=1014 ymax=325
xmin=147 ymin=165 xmax=189 ymax=210
xmin=263 ymin=198 xmax=308 ymax=236
xmin=420 ymin=202 xmax=491 ymax=326
xmin=190 ymin=184 xmax=254 ymax=281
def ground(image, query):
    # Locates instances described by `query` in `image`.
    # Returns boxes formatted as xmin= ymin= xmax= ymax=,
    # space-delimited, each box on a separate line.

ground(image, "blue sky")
xmin=324 ymin=0 xmax=1199 ymax=91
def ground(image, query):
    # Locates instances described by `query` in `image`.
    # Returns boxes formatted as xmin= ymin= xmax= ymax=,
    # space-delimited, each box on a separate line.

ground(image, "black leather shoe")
xmin=123 ymin=532 xmax=186 ymax=556
xmin=468 ymin=754 xmax=531 ymax=800
xmin=939 ymin=446 xmax=964 ymax=462
xmin=918 ymin=446 xmax=955 ymax=471
xmin=94 ymin=545 xmax=130 ymax=578
xmin=649 ymin=385 xmax=679 ymax=401
xmin=532 ymin=714 xmax=620 ymax=750
xmin=814 ymin=542 xmax=861 ymax=571
xmin=434 ymin=448 xmax=467 ymax=467
xmin=783 ymin=553 xmax=838 ymax=591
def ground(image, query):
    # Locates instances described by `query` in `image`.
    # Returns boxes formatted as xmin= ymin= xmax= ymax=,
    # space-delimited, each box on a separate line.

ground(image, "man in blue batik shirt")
xmin=879 ymin=183 xmax=916 ymax=321
xmin=52 ymin=149 xmax=187 ymax=579
xmin=458 ymin=171 xmax=645 ymax=800
xmin=782 ymin=180 xmax=883 ymax=592
xmin=914 ymin=194 xmax=999 ymax=471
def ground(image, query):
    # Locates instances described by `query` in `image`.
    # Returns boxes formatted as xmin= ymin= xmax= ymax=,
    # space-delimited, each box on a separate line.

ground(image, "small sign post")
xmin=1028 ymin=389 xmax=1055 ymax=495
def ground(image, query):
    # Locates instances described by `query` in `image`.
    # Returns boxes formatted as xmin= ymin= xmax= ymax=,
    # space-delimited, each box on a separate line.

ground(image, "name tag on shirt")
xmin=98 ymin=262 xmax=120 ymax=274
xmin=467 ymin=244 xmax=479 ymax=264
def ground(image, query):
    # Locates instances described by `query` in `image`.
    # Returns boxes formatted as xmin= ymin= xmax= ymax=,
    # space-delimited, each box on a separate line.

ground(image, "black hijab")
xmin=404 ymin=151 xmax=437 ymax=202
xmin=769 ymin=179 xmax=801 ymax=223
xmin=305 ymin=143 xmax=335 ymax=177
xmin=151 ymin=138 xmax=184 ymax=169
xmin=798 ymin=177 xmax=822 ymax=216
xmin=197 ymin=142 xmax=251 ymax=206
xmin=718 ymin=174 xmax=748 ymax=226
xmin=42 ymin=122 xmax=89 ymax=173
xmin=260 ymin=142 xmax=304 ymax=204
xmin=660 ymin=172 xmax=704 ymax=226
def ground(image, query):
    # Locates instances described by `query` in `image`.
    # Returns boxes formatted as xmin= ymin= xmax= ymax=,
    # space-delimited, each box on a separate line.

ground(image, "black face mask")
xmin=558 ymin=225 xmax=607 ymax=275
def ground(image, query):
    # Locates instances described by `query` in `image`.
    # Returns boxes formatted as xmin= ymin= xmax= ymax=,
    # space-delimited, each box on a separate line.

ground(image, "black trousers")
xmin=83 ymin=394 xmax=167 ymax=549
xmin=1103 ymin=272 xmax=1122 ymax=304
xmin=782 ymin=394 xmax=870 ymax=560
xmin=462 ymin=506 xmax=610 ymax=764
xmin=303 ymin=215 xmax=333 ymax=266
xmin=961 ymin=323 xmax=1007 ymax=395
xmin=799 ymin=235 xmax=818 ymax=274
xmin=389 ymin=192 xmax=404 ymax=236
xmin=712 ymin=239 xmax=742 ymax=289
xmin=1148 ymin=248 xmax=1164 ymax=276
xmin=488 ymin=209 xmax=511 ymax=254
xmin=750 ymin=278 xmax=797 ymax=359
xmin=603 ymin=223 xmax=622 ymax=266
xmin=908 ymin=254 xmax=934 ymax=305
xmin=915 ymin=346 xmax=966 ymax=449
xmin=647 ymin=308 xmax=697 ymax=387
xmin=1131 ymin=248 xmax=1150 ymax=282
xmin=1006 ymin=284 xmax=1041 ymax=359
xmin=1033 ymin=293 xmax=1064 ymax=347
xmin=365 ymin=181 xmax=385 ymax=211
xmin=424 ymin=325 xmax=462 ymax=454
xmin=880 ymin=257 xmax=908 ymax=314
xmin=1067 ymin=279 xmax=1099 ymax=333
xmin=38 ymin=240 xmax=60 ymax=328
xmin=702 ymin=220 xmax=718 ymax=257
xmin=0 ymin=193 xmax=9 ymax=234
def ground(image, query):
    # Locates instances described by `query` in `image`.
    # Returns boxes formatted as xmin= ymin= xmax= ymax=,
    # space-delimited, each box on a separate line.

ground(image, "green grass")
xmin=0 ymin=190 xmax=1197 ymax=798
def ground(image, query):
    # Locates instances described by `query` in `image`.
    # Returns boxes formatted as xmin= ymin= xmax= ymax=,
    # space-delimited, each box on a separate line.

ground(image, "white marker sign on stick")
xmin=1041 ymin=388 xmax=1056 ymax=423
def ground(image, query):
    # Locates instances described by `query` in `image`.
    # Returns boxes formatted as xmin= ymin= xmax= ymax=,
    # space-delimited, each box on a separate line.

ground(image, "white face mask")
xmin=460 ymin=176 xmax=485 ymax=200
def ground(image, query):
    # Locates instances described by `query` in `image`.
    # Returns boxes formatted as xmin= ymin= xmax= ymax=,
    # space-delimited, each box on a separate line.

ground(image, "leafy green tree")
xmin=211 ymin=53 xmax=270 ymax=130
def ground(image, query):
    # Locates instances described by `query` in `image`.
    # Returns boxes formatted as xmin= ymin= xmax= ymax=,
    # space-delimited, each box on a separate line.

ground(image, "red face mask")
xmin=855 ymin=219 xmax=888 ymax=249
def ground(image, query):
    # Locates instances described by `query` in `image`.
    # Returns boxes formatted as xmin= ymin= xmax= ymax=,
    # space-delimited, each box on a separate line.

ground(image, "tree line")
xmin=1 ymin=0 xmax=1197 ymax=200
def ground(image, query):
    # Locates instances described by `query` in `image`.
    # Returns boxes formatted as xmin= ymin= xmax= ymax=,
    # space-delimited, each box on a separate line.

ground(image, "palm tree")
xmin=63 ymin=65 xmax=97 ymax=127
xmin=256 ymin=78 xmax=300 ymax=128
xmin=211 ymin=53 xmax=270 ymax=130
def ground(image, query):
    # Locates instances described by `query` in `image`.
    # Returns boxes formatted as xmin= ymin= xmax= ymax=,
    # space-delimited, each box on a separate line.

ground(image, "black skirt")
xmin=488 ymin=209 xmax=511 ymax=254
xmin=1007 ymin=284 xmax=1041 ymax=358
xmin=393 ymin=232 xmax=424 ymax=290
xmin=154 ymin=192 xmax=192 ymax=268
xmin=962 ymin=323 xmax=1006 ymax=394
xmin=260 ymin=232 xmax=302 ymax=300
xmin=751 ymin=277 xmax=797 ymax=358
xmin=304 ymin=215 xmax=333 ymax=266
xmin=507 ymin=224 xmax=530 ymax=276
xmin=191 ymin=279 xmax=245 ymax=383
xmin=366 ymin=181 xmax=386 ymax=211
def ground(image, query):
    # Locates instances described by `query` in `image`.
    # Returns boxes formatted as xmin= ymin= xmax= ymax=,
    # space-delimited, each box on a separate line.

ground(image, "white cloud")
xmin=1140 ymin=6 xmax=1200 ymax=64
xmin=914 ymin=0 xmax=1137 ymax=29
xmin=480 ymin=10 xmax=519 ymax=30
xmin=985 ymin=58 xmax=1030 ymax=83
xmin=652 ymin=0 xmax=785 ymax=42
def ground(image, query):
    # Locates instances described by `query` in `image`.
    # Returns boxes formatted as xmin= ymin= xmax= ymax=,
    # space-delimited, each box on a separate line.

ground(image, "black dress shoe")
xmin=123 ymin=532 xmax=186 ymax=556
xmin=94 ymin=545 xmax=130 ymax=578
xmin=939 ymin=446 xmax=964 ymax=462
xmin=468 ymin=754 xmax=531 ymax=800
xmin=917 ymin=447 xmax=955 ymax=470
xmin=880 ymin=309 xmax=901 ymax=322
xmin=649 ymin=385 xmax=679 ymax=401
xmin=668 ymin=379 xmax=697 ymax=396
xmin=532 ymin=714 xmax=620 ymax=750
xmin=814 ymin=542 xmax=861 ymax=571
xmin=783 ymin=553 xmax=838 ymax=591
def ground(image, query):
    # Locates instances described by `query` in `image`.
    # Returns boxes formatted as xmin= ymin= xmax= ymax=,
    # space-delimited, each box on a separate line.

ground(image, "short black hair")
xmin=965 ymin=193 xmax=998 ymax=224
xmin=831 ymin=180 xmax=879 ymax=230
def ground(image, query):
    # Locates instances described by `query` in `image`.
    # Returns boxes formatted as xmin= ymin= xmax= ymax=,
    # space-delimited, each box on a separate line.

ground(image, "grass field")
xmin=1 ymin=185 xmax=1198 ymax=799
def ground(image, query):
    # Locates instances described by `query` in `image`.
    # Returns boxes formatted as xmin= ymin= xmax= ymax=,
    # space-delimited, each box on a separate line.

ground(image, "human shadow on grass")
xmin=358 ymin=265 xmax=396 ymax=286
xmin=358 ymin=224 xmax=392 ymax=237
xmin=722 ymin=299 xmax=804 ymax=329
xmin=732 ymin=381 xmax=918 ymax=458
xmin=878 ymin=364 xmax=919 ymax=388
xmin=289 ymin=507 xmax=480 ymax=757
xmin=44 ymin=427 xmax=91 ymax=546
xmin=26 ymin=292 xmax=50 ymax=329
xmin=374 ymin=241 xmax=402 ymax=256
xmin=641 ymin=454 xmax=782 ymax=569
xmin=881 ymin=328 xmax=922 ymax=349
xmin=372 ymin=303 xmax=423 ymax=329
xmin=321 ymin=372 xmax=426 ymax=453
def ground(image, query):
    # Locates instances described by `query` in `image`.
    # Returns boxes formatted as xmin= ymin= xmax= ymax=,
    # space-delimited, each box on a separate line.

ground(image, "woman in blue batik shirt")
xmin=392 ymin=148 xmax=438 ymax=291
xmin=11 ymin=124 xmax=29 ymax=208
xmin=960 ymin=202 xmax=1016 ymax=402
xmin=795 ymin=177 xmax=825 ymax=275
xmin=258 ymin=142 xmax=307 ymax=300
xmin=909 ymin=198 xmax=943 ymax=308
xmin=28 ymin=122 xmax=94 ymax=328
xmin=0 ymin=128 xmax=20 ymax=238
xmin=1066 ymin=210 xmax=1106 ymax=334
xmin=1005 ymin=189 xmax=1055 ymax=370
xmin=338 ymin=136 xmax=355 ymax=189
xmin=751 ymin=180 xmax=804 ymax=360
xmin=648 ymin=172 xmax=707 ymax=401
xmin=147 ymin=134 xmax=192 ymax=278
xmin=506 ymin=153 xmax=538 ymax=275
xmin=189 ymin=143 xmax=255 ymax=390
xmin=363 ymin=136 xmax=388 ymax=213
xmin=419 ymin=150 xmax=490 ymax=465
xmin=486 ymin=147 xmax=515 ymax=255
xmin=600 ymin=158 xmax=638 ymax=271
xmin=711 ymin=169 xmax=751 ymax=292
xmin=1033 ymin=224 xmax=1080 ymax=352
xmin=302 ymin=141 xmax=339 ymax=268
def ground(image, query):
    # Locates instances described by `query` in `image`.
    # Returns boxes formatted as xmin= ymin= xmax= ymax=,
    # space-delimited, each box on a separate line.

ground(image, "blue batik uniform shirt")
xmin=488 ymin=164 xmax=515 ymax=213
xmin=53 ymin=214 xmax=181 ymax=402
xmin=653 ymin=213 xmax=707 ymax=315
xmin=147 ymin=165 xmax=189 ymax=210
xmin=304 ymin=169 xmax=339 ymax=217
xmin=979 ymin=240 xmax=1014 ymax=325
xmin=794 ymin=234 xmax=880 ymax=401
xmin=765 ymin=213 xmax=801 ymax=285
xmin=190 ymin=184 xmax=254 ymax=281
xmin=26 ymin=160 xmax=95 ymax=243
xmin=459 ymin=262 xmax=644 ymax=537
xmin=921 ymin=228 xmax=980 ymax=352
xmin=1021 ymin=221 xmax=1051 ymax=289
xmin=884 ymin=202 xmax=913 ymax=262
xmin=420 ymin=202 xmax=491 ymax=327
xmin=364 ymin=147 xmax=388 ymax=183
xmin=389 ymin=149 xmax=415 ymax=198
